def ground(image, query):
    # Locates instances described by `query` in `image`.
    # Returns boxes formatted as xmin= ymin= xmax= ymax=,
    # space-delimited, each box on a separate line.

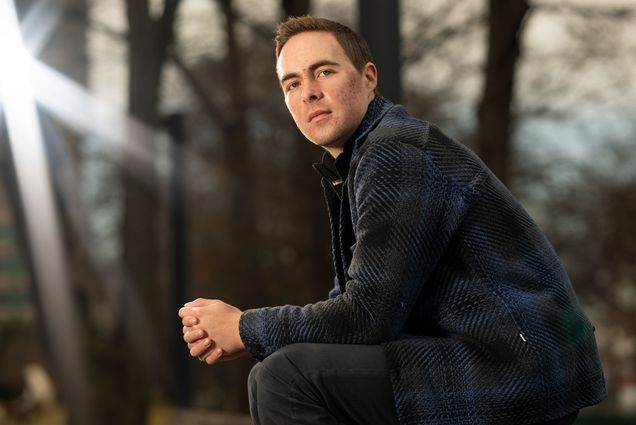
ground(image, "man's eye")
xmin=287 ymin=81 xmax=300 ymax=91
xmin=318 ymin=70 xmax=333 ymax=78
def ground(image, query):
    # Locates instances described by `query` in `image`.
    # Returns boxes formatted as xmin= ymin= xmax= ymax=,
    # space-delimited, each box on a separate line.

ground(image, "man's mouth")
xmin=308 ymin=110 xmax=331 ymax=123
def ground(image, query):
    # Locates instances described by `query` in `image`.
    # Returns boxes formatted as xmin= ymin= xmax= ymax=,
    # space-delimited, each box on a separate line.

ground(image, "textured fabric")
xmin=239 ymin=96 xmax=606 ymax=425
xmin=248 ymin=343 xmax=399 ymax=425
xmin=535 ymin=412 xmax=578 ymax=425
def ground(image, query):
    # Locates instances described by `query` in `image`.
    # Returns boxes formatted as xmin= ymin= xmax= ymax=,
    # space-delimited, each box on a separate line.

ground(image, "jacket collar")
xmin=312 ymin=95 xmax=394 ymax=184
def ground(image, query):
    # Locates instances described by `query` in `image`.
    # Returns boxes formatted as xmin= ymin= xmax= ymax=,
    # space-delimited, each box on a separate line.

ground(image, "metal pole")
xmin=359 ymin=0 xmax=402 ymax=103
xmin=0 ymin=2 xmax=92 ymax=423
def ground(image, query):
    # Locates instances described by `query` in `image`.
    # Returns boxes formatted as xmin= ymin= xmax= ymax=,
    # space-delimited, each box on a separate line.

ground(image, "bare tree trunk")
xmin=359 ymin=0 xmax=402 ymax=103
xmin=282 ymin=0 xmax=310 ymax=17
xmin=124 ymin=0 xmax=180 ymax=315
xmin=119 ymin=0 xmax=181 ymax=422
xmin=476 ymin=0 xmax=529 ymax=185
xmin=218 ymin=0 xmax=255 ymax=279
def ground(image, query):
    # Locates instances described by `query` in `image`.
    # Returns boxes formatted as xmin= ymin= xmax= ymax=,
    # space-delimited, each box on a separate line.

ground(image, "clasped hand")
xmin=178 ymin=298 xmax=246 ymax=365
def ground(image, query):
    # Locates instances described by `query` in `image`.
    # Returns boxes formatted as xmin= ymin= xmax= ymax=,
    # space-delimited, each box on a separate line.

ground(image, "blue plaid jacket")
xmin=240 ymin=96 xmax=606 ymax=424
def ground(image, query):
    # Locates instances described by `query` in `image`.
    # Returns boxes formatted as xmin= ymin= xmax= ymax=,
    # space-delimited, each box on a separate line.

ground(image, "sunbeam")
xmin=2 ymin=0 xmax=213 ymax=404
xmin=20 ymin=0 xmax=64 ymax=56
xmin=29 ymin=57 xmax=218 ymax=196
xmin=0 ymin=1 xmax=92 ymax=422
xmin=2 ymin=0 xmax=223 ymax=417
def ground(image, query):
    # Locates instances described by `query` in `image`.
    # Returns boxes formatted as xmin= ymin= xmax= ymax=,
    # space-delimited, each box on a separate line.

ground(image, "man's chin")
xmin=311 ymin=140 xmax=345 ymax=157
xmin=301 ymin=130 xmax=344 ymax=150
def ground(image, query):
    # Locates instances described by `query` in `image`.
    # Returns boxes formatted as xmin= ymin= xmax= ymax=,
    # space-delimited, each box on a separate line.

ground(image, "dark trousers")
xmin=247 ymin=343 xmax=579 ymax=425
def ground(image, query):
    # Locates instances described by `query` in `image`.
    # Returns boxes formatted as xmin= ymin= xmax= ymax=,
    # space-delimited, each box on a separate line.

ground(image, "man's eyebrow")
xmin=279 ymin=60 xmax=341 ymax=85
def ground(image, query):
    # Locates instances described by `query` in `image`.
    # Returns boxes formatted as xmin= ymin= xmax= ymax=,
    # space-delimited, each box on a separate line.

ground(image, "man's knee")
xmin=251 ymin=344 xmax=309 ymax=389
xmin=248 ymin=361 xmax=262 ymax=394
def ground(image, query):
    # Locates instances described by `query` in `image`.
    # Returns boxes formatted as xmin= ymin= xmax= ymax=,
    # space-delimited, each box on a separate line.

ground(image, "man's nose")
xmin=301 ymin=80 xmax=323 ymax=103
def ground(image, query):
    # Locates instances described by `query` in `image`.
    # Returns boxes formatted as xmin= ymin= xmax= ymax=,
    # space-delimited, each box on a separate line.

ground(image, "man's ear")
xmin=363 ymin=62 xmax=378 ymax=92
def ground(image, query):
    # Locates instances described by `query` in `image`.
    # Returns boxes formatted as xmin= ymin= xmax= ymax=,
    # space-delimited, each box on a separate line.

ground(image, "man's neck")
xmin=325 ymin=146 xmax=344 ymax=159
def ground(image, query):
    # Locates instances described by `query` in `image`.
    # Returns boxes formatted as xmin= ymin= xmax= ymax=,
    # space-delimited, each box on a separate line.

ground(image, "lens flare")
xmin=0 ymin=1 xmax=92 ymax=423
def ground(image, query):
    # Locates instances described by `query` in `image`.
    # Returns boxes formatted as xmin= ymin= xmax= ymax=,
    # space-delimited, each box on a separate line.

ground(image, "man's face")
xmin=276 ymin=31 xmax=377 ymax=157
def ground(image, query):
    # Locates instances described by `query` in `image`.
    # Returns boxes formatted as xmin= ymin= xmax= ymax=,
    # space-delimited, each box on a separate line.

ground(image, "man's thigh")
xmin=251 ymin=343 xmax=399 ymax=425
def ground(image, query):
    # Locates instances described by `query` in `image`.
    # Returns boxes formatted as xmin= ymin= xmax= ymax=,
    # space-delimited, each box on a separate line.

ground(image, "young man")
xmin=179 ymin=16 xmax=606 ymax=425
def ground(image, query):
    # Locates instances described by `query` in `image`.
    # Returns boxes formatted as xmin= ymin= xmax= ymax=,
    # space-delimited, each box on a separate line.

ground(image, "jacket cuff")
xmin=239 ymin=308 xmax=272 ymax=360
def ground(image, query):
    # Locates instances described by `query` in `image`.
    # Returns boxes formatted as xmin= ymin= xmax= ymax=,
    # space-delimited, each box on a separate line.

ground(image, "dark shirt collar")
xmin=312 ymin=95 xmax=393 ymax=184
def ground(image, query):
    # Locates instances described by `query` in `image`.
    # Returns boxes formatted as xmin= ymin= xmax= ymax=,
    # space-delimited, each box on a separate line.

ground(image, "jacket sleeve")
xmin=239 ymin=139 xmax=469 ymax=359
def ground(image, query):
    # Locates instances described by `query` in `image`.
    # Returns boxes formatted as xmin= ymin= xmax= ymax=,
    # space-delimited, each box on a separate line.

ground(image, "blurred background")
xmin=0 ymin=0 xmax=634 ymax=424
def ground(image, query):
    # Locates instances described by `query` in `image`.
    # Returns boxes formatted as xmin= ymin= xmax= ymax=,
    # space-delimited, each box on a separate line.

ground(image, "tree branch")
xmin=533 ymin=2 xmax=635 ymax=19
xmin=168 ymin=48 xmax=228 ymax=129
xmin=158 ymin=0 xmax=182 ymax=53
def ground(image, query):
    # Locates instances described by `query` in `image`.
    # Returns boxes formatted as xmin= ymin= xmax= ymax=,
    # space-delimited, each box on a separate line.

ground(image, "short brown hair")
xmin=275 ymin=16 xmax=375 ymax=73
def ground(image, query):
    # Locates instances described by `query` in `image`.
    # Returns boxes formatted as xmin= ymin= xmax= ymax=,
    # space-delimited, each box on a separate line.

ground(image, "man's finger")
xmin=188 ymin=338 xmax=212 ymax=358
xmin=178 ymin=307 xmax=198 ymax=319
xmin=181 ymin=315 xmax=199 ymax=326
xmin=196 ymin=345 xmax=215 ymax=361
xmin=183 ymin=329 xmax=206 ymax=344
xmin=205 ymin=348 xmax=224 ymax=365
xmin=182 ymin=325 xmax=197 ymax=334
